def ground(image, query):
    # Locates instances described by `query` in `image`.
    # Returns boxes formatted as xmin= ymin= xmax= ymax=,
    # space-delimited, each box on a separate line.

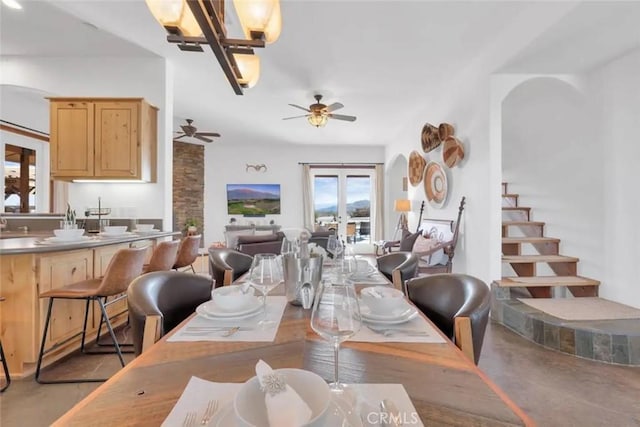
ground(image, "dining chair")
xmin=376 ymin=252 xmax=419 ymax=293
xmin=35 ymin=247 xmax=147 ymax=383
xmin=208 ymin=248 xmax=253 ymax=287
xmin=128 ymin=272 xmax=214 ymax=356
xmin=405 ymin=274 xmax=490 ymax=364
xmin=0 ymin=297 xmax=10 ymax=392
xmin=173 ymin=234 xmax=202 ymax=273
xmin=142 ymin=240 xmax=180 ymax=273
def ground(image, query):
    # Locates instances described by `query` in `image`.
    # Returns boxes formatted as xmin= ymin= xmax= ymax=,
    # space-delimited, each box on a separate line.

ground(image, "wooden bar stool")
xmin=0 ymin=297 xmax=10 ymax=392
xmin=35 ymin=247 xmax=147 ymax=384
xmin=173 ymin=235 xmax=201 ymax=274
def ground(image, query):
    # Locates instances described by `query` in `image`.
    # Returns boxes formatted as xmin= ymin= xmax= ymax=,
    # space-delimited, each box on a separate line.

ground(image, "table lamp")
xmin=394 ymin=199 xmax=411 ymax=232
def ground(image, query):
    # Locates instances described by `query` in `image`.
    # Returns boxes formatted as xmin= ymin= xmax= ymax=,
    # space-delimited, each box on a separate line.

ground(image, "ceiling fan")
xmin=283 ymin=94 xmax=357 ymax=127
xmin=173 ymin=119 xmax=221 ymax=143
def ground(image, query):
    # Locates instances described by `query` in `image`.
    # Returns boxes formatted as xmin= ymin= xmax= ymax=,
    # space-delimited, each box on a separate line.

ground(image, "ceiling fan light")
xmin=233 ymin=0 xmax=280 ymax=42
xmin=145 ymin=0 xmax=202 ymax=37
xmin=308 ymin=114 xmax=328 ymax=128
xmin=233 ymin=54 xmax=260 ymax=88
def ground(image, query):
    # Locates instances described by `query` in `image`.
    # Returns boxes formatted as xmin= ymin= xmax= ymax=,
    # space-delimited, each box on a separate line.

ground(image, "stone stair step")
xmin=502 ymin=254 xmax=579 ymax=263
xmin=502 ymin=221 xmax=544 ymax=227
xmin=496 ymin=276 xmax=600 ymax=287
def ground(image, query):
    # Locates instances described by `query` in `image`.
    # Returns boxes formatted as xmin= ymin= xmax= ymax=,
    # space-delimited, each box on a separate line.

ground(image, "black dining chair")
xmin=376 ymin=252 xmax=419 ymax=294
xmin=128 ymin=272 xmax=214 ymax=356
xmin=405 ymin=274 xmax=490 ymax=364
xmin=208 ymin=248 xmax=253 ymax=287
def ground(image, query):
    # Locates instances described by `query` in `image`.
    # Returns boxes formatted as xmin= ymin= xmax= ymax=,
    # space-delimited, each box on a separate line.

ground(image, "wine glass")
xmin=248 ymin=254 xmax=283 ymax=329
xmin=326 ymin=235 xmax=344 ymax=270
xmin=310 ymin=280 xmax=362 ymax=393
xmin=281 ymin=238 xmax=297 ymax=256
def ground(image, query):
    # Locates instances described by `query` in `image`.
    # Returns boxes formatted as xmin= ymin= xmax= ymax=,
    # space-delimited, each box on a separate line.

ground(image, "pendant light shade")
xmin=145 ymin=0 xmax=202 ymax=37
xmin=308 ymin=114 xmax=328 ymax=128
xmin=233 ymin=0 xmax=282 ymax=43
xmin=234 ymin=54 xmax=261 ymax=88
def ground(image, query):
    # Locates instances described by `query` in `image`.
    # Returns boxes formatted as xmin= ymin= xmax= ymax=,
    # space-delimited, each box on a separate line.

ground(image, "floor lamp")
xmin=393 ymin=199 xmax=411 ymax=240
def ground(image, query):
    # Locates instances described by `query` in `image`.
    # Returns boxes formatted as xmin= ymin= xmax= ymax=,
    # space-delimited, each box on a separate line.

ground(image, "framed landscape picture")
xmin=226 ymin=184 xmax=281 ymax=215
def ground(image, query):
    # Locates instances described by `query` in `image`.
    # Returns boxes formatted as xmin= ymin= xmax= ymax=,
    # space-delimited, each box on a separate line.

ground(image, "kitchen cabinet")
xmin=37 ymin=249 xmax=94 ymax=349
xmin=49 ymin=98 xmax=157 ymax=182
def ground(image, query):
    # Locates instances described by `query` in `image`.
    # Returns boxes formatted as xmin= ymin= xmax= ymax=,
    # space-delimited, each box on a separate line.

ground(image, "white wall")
xmin=501 ymin=77 xmax=604 ymax=280
xmin=203 ymin=143 xmax=385 ymax=246
xmin=0 ymin=56 xmax=172 ymax=225
xmin=589 ymin=48 xmax=640 ymax=308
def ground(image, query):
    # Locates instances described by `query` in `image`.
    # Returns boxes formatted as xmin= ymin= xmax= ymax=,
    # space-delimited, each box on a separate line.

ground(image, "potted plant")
xmin=185 ymin=218 xmax=198 ymax=234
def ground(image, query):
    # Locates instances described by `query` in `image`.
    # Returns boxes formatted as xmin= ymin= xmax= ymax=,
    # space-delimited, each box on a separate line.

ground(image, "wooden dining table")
xmin=53 ymin=278 xmax=533 ymax=427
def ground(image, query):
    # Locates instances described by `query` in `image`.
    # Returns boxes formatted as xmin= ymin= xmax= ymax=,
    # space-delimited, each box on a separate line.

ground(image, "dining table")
xmin=52 ymin=269 xmax=533 ymax=427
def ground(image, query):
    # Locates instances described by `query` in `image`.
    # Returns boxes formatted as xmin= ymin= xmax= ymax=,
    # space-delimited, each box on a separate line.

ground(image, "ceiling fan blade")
xmin=173 ymin=134 xmax=188 ymax=140
xmin=329 ymin=113 xmax=357 ymax=122
xmin=196 ymin=132 xmax=221 ymax=137
xmin=325 ymin=102 xmax=344 ymax=113
xmin=288 ymin=104 xmax=311 ymax=112
xmin=282 ymin=114 xmax=310 ymax=120
xmin=195 ymin=135 xmax=213 ymax=143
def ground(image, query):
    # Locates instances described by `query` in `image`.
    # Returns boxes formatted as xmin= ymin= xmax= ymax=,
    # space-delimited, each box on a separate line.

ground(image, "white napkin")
xmin=255 ymin=360 xmax=312 ymax=427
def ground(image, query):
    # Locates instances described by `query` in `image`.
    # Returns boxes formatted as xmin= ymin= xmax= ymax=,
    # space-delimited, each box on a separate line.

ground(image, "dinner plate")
xmin=212 ymin=397 xmax=363 ymax=427
xmin=99 ymin=231 xmax=134 ymax=238
xmin=196 ymin=299 xmax=262 ymax=319
xmin=360 ymin=302 xmax=419 ymax=325
xmin=134 ymin=228 xmax=159 ymax=233
xmin=42 ymin=236 xmax=92 ymax=244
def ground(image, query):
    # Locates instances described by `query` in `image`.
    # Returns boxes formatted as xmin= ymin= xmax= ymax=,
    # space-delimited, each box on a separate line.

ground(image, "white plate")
xmin=196 ymin=299 xmax=262 ymax=319
xmin=212 ymin=397 xmax=363 ymax=427
xmin=134 ymin=228 xmax=159 ymax=233
xmin=360 ymin=303 xmax=419 ymax=325
xmin=359 ymin=300 xmax=414 ymax=320
xmin=42 ymin=236 xmax=91 ymax=244
xmin=99 ymin=231 xmax=134 ymax=238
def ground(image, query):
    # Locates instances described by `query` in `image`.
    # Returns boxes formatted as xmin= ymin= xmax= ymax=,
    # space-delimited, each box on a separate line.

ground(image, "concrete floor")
xmin=1 ymin=321 xmax=639 ymax=426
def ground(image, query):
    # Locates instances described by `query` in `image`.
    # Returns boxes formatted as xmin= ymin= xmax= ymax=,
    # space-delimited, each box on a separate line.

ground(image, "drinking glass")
xmin=281 ymin=238 xmax=298 ymax=256
xmin=310 ymin=280 xmax=362 ymax=393
xmin=326 ymin=235 xmax=344 ymax=269
xmin=248 ymin=254 xmax=284 ymax=329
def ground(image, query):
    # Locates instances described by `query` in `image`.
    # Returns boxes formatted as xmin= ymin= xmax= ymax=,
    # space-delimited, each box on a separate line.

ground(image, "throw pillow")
xmin=398 ymin=229 xmax=421 ymax=251
xmin=412 ymin=235 xmax=446 ymax=266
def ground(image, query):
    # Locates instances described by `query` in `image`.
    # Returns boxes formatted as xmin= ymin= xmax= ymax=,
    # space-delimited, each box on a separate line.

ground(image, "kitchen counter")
xmin=0 ymin=231 xmax=181 ymax=254
xmin=0 ymin=230 xmax=184 ymax=378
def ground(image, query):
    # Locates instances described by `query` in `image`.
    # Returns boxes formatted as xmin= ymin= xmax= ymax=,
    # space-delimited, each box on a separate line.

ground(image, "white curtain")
xmin=374 ymin=164 xmax=384 ymax=240
xmin=301 ymin=164 xmax=314 ymax=231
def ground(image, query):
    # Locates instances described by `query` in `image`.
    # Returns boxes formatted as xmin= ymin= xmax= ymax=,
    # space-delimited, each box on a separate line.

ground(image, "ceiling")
xmin=1 ymin=1 xmax=639 ymax=147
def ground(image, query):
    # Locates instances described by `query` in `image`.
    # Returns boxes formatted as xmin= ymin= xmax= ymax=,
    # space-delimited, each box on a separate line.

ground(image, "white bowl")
xmin=53 ymin=228 xmax=85 ymax=240
xmin=136 ymin=223 xmax=154 ymax=231
xmin=103 ymin=225 xmax=127 ymax=234
xmin=234 ymin=368 xmax=331 ymax=427
xmin=211 ymin=285 xmax=256 ymax=312
xmin=360 ymin=286 xmax=406 ymax=313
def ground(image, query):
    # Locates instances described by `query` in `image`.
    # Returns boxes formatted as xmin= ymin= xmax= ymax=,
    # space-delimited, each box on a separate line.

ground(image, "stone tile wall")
xmin=173 ymin=141 xmax=204 ymax=246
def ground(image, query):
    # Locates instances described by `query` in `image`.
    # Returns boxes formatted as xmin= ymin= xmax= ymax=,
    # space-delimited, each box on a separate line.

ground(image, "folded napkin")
xmin=255 ymin=360 xmax=312 ymax=427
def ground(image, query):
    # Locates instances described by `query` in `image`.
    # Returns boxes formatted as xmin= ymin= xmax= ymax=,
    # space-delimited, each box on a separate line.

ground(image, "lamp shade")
xmin=233 ymin=0 xmax=281 ymax=43
xmin=308 ymin=114 xmax=328 ymax=127
xmin=145 ymin=0 xmax=202 ymax=37
xmin=233 ymin=53 xmax=260 ymax=88
xmin=394 ymin=199 xmax=411 ymax=212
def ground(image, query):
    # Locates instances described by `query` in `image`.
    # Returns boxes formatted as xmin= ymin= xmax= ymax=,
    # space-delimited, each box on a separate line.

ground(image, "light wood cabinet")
xmin=49 ymin=98 xmax=157 ymax=182
xmin=37 ymin=250 xmax=94 ymax=349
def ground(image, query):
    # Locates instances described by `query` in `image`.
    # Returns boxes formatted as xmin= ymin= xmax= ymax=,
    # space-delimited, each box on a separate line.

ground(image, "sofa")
xmin=236 ymin=232 xmax=285 ymax=256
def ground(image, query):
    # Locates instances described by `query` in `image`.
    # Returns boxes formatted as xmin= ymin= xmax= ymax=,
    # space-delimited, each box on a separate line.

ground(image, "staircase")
xmin=498 ymin=182 xmax=600 ymax=298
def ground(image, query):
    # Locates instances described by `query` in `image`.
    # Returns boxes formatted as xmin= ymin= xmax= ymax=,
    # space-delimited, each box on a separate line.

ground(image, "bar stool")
xmin=142 ymin=240 xmax=180 ymax=273
xmin=35 ymin=247 xmax=147 ymax=384
xmin=173 ymin=234 xmax=201 ymax=273
xmin=0 ymin=297 xmax=10 ymax=392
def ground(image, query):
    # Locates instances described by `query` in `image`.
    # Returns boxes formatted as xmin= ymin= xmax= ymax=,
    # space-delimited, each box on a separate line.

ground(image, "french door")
xmin=310 ymin=167 xmax=376 ymax=244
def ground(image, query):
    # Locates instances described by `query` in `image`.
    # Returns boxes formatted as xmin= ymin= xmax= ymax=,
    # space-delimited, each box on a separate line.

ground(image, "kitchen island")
xmin=0 ymin=231 xmax=181 ymax=378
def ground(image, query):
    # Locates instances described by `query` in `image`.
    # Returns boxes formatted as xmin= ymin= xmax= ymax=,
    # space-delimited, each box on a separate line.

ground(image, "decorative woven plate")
xmin=424 ymin=161 xmax=448 ymax=208
xmin=408 ymin=151 xmax=427 ymax=186
xmin=438 ymin=123 xmax=455 ymax=141
xmin=442 ymin=136 xmax=465 ymax=168
xmin=421 ymin=123 xmax=441 ymax=153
